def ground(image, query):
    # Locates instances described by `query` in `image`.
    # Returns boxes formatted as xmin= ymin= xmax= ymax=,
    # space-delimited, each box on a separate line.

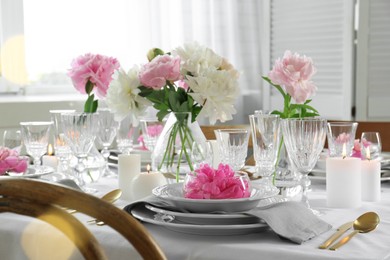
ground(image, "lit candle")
xmin=361 ymin=147 xmax=381 ymax=202
xmin=42 ymin=144 xmax=59 ymax=169
xmin=130 ymin=164 xmax=167 ymax=201
xmin=326 ymin=143 xmax=362 ymax=208
xmin=118 ymin=154 xmax=141 ymax=200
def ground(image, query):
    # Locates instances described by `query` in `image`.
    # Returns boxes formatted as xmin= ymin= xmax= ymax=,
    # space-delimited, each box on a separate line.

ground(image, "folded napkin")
xmin=124 ymin=196 xmax=331 ymax=244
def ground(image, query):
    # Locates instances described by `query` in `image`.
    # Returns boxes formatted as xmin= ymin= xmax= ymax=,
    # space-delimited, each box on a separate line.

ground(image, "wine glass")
xmin=50 ymin=109 xmax=75 ymax=177
xmin=281 ymin=118 xmax=327 ymax=214
xmin=117 ymin=115 xmax=137 ymax=155
xmin=20 ymin=121 xmax=52 ymax=172
xmin=139 ymin=118 xmax=165 ymax=152
xmin=361 ymin=132 xmax=382 ymax=160
xmin=249 ymin=114 xmax=281 ymax=193
xmin=96 ymin=108 xmax=119 ymax=177
xmin=61 ymin=112 xmax=99 ymax=191
xmin=191 ymin=141 xmax=213 ymax=170
xmin=3 ymin=129 xmax=22 ymax=153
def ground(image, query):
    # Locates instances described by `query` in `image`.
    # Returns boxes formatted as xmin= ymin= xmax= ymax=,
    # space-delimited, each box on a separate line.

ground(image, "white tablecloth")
xmin=1 ymin=178 xmax=390 ymax=260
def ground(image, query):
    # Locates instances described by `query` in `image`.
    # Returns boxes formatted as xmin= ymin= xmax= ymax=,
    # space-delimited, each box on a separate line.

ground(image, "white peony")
xmin=106 ymin=66 xmax=151 ymax=126
xmin=173 ymin=42 xmax=222 ymax=77
xmin=187 ymin=68 xmax=239 ymax=125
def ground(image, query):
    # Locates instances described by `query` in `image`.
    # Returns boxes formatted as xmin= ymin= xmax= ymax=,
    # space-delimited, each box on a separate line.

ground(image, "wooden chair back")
xmin=0 ymin=178 xmax=166 ymax=260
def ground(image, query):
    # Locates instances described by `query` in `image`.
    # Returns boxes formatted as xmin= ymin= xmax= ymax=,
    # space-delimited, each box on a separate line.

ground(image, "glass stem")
xmin=101 ymin=146 xmax=110 ymax=172
xmin=33 ymin=157 xmax=41 ymax=168
xmin=75 ymin=156 xmax=87 ymax=187
xmin=300 ymin=173 xmax=311 ymax=208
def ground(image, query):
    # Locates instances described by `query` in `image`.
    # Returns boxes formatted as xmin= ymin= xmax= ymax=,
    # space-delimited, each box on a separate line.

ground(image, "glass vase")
xmin=152 ymin=112 xmax=207 ymax=182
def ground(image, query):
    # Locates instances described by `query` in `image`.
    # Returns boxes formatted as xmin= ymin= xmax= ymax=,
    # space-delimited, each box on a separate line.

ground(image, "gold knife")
xmin=318 ymin=221 xmax=354 ymax=249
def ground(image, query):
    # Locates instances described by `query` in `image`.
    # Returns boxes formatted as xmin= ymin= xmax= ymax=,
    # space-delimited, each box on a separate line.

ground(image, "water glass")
xmin=361 ymin=132 xmax=382 ymax=160
xmin=139 ymin=118 xmax=165 ymax=152
xmin=20 ymin=121 xmax=52 ymax=171
xmin=215 ymin=129 xmax=249 ymax=171
xmin=3 ymin=129 xmax=22 ymax=153
xmin=249 ymin=114 xmax=281 ymax=192
xmin=327 ymin=122 xmax=358 ymax=157
xmin=116 ymin=115 xmax=137 ymax=154
xmin=191 ymin=141 xmax=213 ymax=170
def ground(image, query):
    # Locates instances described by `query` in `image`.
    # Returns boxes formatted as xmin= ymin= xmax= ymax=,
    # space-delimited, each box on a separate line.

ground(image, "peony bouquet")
xmin=106 ymin=42 xmax=239 ymax=180
xmin=68 ymin=53 xmax=120 ymax=113
xmin=0 ymin=147 xmax=28 ymax=175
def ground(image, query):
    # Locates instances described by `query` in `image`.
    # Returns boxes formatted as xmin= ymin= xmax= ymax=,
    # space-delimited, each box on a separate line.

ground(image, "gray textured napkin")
xmin=124 ymin=196 xmax=331 ymax=244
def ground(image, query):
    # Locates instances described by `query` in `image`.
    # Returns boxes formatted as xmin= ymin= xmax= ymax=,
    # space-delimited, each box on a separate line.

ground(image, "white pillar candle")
xmin=326 ymin=157 xmax=361 ymax=208
xmin=118 ymin=154 xmax=141 ymax=200
xmin=42 ymin=155 xmax=58 ymax=169
xmin=361 ymin=159 xmax=381 ymax=202
xmin=130 ymin=166 xmax=167 ymax=201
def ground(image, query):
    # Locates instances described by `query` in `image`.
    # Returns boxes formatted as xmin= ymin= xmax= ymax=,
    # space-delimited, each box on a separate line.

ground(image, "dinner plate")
xmin=5 ymin=166 xmax=54 ymax=179
xmin=131 ymin=204 xmax=268 ymax=236
xmin=152 ymin=183 xmax=279 ymax=213
xmin=145 ymin=195 xmax=287 ymax=225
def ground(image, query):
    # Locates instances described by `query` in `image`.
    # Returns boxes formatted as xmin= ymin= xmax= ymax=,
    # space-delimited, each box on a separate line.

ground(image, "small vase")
xmin=152 ymin=112 xmax=207 ymax=182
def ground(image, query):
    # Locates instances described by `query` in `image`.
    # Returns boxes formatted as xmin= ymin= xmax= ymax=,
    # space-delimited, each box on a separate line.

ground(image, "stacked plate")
xmin=130 ymin=183 xmax=282 ymax=236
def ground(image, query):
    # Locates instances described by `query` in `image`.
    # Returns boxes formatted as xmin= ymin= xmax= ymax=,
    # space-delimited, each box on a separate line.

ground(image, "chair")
xmin=0 ymin=178 xmax=166 ymax=260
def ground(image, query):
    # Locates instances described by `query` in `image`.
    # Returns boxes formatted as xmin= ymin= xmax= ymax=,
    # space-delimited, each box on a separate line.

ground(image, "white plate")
xmin=131 ymin=204 xmax=268 ymax=236
xmin=152 ymin=183 xmax=279 ymax=213
xmin=5 ymin=166 xmax=54 ymax=179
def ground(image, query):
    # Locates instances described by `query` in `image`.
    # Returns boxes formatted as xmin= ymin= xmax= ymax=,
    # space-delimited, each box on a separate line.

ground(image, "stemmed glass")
xmin=361 ymin=132 xmax=382 ymax=160
xmin=139 ymin=118 xmax=164 ymax=152
xmin=97 ymin=108 xmax=119 ymax=177
xmin=60 ymin=112 xmax=99 ymax=191
xmin=281 ymin=118 xmax=327 ymax=213
xmin=50 ymin=109 xmax=75 ymax=177
xmin=249 ymin=114 xmax=281 ymax=193
xmin=20 ymin=121 xmax=52 ymax=172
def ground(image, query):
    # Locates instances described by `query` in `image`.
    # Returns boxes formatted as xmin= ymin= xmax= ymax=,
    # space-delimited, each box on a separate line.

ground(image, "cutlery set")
xmin=319 ymin=212 xmax=380 ymax=250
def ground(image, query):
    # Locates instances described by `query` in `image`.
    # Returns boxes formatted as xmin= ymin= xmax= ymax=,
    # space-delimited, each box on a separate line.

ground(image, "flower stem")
xmin=273 ymin=136 xmax=284 ymax=185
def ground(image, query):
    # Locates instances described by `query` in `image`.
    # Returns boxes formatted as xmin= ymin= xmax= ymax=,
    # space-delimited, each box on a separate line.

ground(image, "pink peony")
xmin=0 ymin=147 xmax=28 ymax=175
xmin=68 ymin=53 xmax=120 ymax=98
xmin=351 ymin=139 xmax=363 ymax=159
xmin=139 ymin=54 xmax=181 ymax=89
xmin=268 ymin=50 xmax=317 ymax=104
xmin=335 ymin=133 xmax=351 ymax=144
xmin=183 ymin=163 xmax=251 ymax=199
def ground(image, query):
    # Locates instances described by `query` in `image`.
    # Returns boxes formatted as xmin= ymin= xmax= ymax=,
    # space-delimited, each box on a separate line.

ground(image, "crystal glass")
xmin=3 ymin=129 xmax=22 ymax=153
xmin=139 ymin=118 xmax=165 ymax=152
xmin=215 ymin=129 xmax=250 ymax=171
xmin=191 ymin=140 xmax=213 ymax=170
xmin=20 ymin=121 xmax=52 ymax=172
xmin=249 ymin=114 xmax=281 ymax=193
xmin=327 ymin=122 xmax=358 ymax=157
xmin=61 ymin=112 xmax=99 ymax=190
xmin=97 ymin=108 xmax=119 ymax=177
xmin=50 ymin=109 xmax=75 ymax=177
xmin=361 ymin=132 xmax=382 ymax=160
xmin=117 ymin=115 xmax=137 ymax=155
xmin=282 ymin=118 xmax=327 ymax=213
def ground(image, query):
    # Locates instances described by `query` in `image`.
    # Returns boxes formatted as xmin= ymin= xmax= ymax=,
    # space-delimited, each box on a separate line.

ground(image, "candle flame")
xmin=342 ymin=143 xmax=347 ymax=159
xmin=47 ymin=144 xmax=54 ymax=156
xmin=146 ymin=164 xmax=150 ymax=173
xmin=366 ymin=146 xmax=371 ymax=160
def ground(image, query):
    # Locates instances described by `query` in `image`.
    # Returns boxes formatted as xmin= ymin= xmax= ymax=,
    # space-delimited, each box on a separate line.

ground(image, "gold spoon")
xmin=87 ymin=189 xmax=122 ymax=224
xmin=329 ymin=212 xmax=380 ymax=250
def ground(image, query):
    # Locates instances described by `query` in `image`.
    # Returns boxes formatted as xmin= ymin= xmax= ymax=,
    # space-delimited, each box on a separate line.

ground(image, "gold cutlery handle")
xmin=319 ymin=229 xmax=349 ymax=249
xmin=329 ymin=230 xmax=359 ymax=250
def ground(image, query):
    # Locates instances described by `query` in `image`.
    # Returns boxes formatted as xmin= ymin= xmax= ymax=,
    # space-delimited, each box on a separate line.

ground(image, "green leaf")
xmin=84 ymin=94 xmax=97 ymax=113
xmin=85 ymin=80 xmax=94 ymax=95
xmin=156 ymin=110 xmax=169 ymax=121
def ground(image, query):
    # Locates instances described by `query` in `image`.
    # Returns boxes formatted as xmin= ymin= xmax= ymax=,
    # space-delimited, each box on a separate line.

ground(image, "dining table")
xmin=0 ymin=172 xmax=390 ymax=260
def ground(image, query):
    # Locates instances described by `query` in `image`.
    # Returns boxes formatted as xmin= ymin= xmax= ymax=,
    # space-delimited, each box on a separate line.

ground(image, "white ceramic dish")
xmin=5 ymin=166 xmax=54 ymax=179
xmin=152 ymin=183 xmax=279 ymax=213
xmin=131 ymin=204 xmax=268 ymax=236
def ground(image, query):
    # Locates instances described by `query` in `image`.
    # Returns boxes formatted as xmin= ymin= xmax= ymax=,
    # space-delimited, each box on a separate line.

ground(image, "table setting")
xmin=1 ymin=45 xmax=390 ymax=260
